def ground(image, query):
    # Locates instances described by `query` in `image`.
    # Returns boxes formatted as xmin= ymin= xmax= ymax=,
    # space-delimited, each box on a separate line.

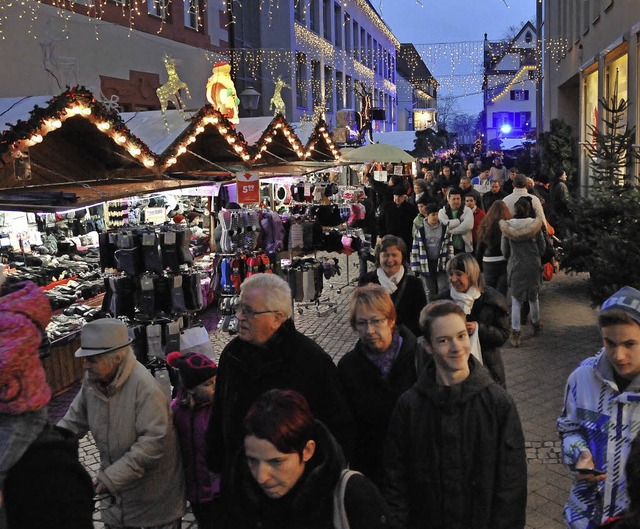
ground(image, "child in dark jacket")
xmin=167 ymin=352 xmax=220 ymax=529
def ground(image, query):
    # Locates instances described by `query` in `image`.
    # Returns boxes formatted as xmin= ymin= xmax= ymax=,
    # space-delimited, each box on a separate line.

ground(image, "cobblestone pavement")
xmin=49 ymin=254 xmax=601 ymax=529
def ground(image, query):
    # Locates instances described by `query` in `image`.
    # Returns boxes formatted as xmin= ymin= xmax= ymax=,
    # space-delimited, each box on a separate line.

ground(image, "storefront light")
xmin=50 ymin=119 xmax=62 ymax=129
xmin=143 ymin=158 xmax=155 ymax=168
xmin=115 ymin=135 xmax=126 ymax=144
xmin=178 ymin=146 xmax=187 ymax=154
xmin=130 ymin=147 xmax=141 ymax=156
xmin=30 ymin=134 xmax=43 ymax=144
xmin=97 ymin=122 xmax=110 ymax=131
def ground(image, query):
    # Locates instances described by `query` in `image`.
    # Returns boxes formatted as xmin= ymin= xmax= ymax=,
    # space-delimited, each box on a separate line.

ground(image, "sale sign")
xmin=236 ymin=172 xmax=260 ymax=204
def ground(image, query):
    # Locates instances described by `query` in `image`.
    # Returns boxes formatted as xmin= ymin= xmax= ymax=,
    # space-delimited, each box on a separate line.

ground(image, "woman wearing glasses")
xmin=337 ymin=284 xmax=425 ymax=487
xmin=358 ymin=235 xmax=427 ymax=337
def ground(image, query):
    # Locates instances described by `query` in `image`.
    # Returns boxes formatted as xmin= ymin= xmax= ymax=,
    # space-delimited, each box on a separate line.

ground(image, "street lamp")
xmin=239 ymin=87 xmax=261 ymax=117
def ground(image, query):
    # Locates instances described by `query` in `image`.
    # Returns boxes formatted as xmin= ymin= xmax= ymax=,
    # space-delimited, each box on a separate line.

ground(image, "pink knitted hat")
xmin=0 ymin=281 xmax=52 ymax=414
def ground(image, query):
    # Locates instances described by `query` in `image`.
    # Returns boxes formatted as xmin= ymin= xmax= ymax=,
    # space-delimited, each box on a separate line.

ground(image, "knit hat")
xmin=166 ymin=352 xmax=218 ymax=389
xmin=0 ymin=281 xmax=52 ymax=414
xmin=601 ymin=286 xmax=640 ymax=325
xmin=173 ymin=214 xmax=186 ymax=224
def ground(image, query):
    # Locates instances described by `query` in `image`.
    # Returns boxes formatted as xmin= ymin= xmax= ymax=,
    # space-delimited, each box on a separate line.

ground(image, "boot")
xmin=533 ymin=321 xmax=544 ymax=335
xmin=510 ymin=330 xmax=522 ymax=348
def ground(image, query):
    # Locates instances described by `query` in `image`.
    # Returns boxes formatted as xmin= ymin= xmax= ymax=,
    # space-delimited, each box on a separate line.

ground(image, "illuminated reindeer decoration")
xmin=156 ymin=55 xmax=191 ymax=130
xmin=269 ymin=76 xmax=290 ymax=117
xmin=354 ymin=80 xmax=374 ymax=144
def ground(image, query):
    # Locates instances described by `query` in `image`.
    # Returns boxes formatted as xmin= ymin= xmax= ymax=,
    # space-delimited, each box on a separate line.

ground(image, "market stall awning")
xmin=340 ymin=142 xmax=415 ymax=163
xmin=0 ymin=177 xmax=214 ymax=212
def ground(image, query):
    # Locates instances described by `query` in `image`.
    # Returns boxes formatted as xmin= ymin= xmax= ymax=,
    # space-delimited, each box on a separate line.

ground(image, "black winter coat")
xmin=206 ymin=319 xmax=355 ymax=476
xmin=337 ymin=325 xmax=424 ymax=487
xmin=3 ymin=423 xmax=94 ymax=529
xmin=482 ymin=189 xmax=507 ymax=212
xmin=384 ymin=200 xmax=419 ymax=252
xmin=383 ymin=358 xmax=527 ymax=529
xmin=436 ymin=286 xmax=509 ymax=388
xmin=225 ymin=421 xmax=392 ymax=529
xmin=358 ymin=269 xmax=427 ymax=337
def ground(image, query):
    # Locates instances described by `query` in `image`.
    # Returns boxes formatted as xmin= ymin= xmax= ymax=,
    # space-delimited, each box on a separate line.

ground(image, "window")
xmin=510 ymin=89 xmax=529 ymax=101
xmin=528 ymin=69 xmax=536 ymax=80
xmin=309 ymin=0 xmax=318 ymax=32
xmin=324 ymin=66 xmax=333 ymax=112
xmin=296 ymin=52 xmax=308 ymax=108
xmin=334 ymin=4 xmax=342 ymax=48
xmin=344 ymin=14 xmax=351 ymax=52
xmin=323 ymin=0 xmax=331 ymax=40
xmin=336 ymin=71 xmax=344 ymax=111
xmin=492 ymin=112 xmax=512 ymax=129
xmin=525 ymin=31 xmax=533 ymax=44
xmin=184 ymin=0 xmax=200 ymax=30
xmin=148 ymin=0 xmax=169 ymax=19
xmin=345 ymin=75 xmax=353 ymax=109
xmin=360 ymin=28 xmax=366 ymax=63
xmin=312 ymin=59 xmax=321 ymax=108
xmin=367 ymin=34 xmax=372 ymax=68
xmin=295 ymin=0 xmax=306 ymax=23
xmin=514 ymin=112 xmax=531 ymax=129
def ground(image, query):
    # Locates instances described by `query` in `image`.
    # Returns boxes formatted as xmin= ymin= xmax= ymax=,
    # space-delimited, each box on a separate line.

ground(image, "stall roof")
xmin=0 ymin=177 xmax=212 ymax=212
xmin=0 ymin=96 xmax=52 ymax=133
xmin=120 ymin=109 xmax=196 ymax=155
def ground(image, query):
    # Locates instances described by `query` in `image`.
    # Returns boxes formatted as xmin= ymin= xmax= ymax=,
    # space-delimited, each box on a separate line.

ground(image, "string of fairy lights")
xmin=0 ymin=0 xmax=569 ymax=104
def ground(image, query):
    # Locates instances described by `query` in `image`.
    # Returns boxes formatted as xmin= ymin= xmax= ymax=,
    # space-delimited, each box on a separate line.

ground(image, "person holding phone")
xmin=558 ymin=286 xmax=640 ymax=529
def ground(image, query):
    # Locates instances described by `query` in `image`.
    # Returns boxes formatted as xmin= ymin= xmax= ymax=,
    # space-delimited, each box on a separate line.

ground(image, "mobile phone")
xmin=577 ymin=468 xmax=605 ymax=476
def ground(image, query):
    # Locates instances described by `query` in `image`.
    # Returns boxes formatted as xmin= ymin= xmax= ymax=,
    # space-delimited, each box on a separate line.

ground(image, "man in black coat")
xmin=383 ymin=300 xmax=526 ymax=529
xmin=482 ymin=180 xmax=507 ymax=212
xmin=206 ymin=274 xmax=355 ymax=483
xmin=384 ymin=186 xmax=418 ymax=252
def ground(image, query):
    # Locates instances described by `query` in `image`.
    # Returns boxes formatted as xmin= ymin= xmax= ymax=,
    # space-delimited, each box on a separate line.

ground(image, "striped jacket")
xmin=558 ymin=350 xmax=640 ymax=529
xmin=410 ymin=224 xmax=448 ymax=277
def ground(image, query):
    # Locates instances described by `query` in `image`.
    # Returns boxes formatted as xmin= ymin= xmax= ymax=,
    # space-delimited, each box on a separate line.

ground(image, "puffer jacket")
xmin=171 ymin=390 xmax=220 ymax=505
xmin=225 ymin=420 xmax=392 ymax=529
xmin=500 ymin=217 xmax=546 ymax=301
xmin=436 ymin=286 xmax=510 ymax=388
xmin=59 ymin=350 xmax=186 ymax=527
xmin=383 ymin=357 xmax=527 ymax=529
xmin=0 ymin=281 xmax=52 ymax=414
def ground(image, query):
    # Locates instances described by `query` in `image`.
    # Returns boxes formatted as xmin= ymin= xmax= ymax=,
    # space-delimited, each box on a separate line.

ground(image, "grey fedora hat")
xmin=75 ymin=319 xmax=133 ymax=358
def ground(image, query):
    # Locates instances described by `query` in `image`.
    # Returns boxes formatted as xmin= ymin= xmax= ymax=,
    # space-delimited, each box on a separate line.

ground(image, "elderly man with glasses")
xmin=205 ymin=274 xmax=355 ymax=492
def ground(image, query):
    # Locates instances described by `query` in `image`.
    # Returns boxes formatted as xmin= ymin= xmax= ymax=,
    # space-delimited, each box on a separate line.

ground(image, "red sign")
xmin=236 ymin=172 xmax=260 ymax=204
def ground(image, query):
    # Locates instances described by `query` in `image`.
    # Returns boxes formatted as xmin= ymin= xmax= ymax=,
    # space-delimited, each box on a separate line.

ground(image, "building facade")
xmin=396 ymin=44 xmax=438 ymax=132
xmin=0 ymin=1 xmax=230 ymax=109
xmin=483 ymin=22 xmax=538 ymax=148
xmin=543 ymin=0 xmax=640 ymax=192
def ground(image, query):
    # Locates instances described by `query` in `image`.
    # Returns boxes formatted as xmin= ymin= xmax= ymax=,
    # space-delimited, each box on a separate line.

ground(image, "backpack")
xmin=332 ymin=469 xmax=362 ymax=529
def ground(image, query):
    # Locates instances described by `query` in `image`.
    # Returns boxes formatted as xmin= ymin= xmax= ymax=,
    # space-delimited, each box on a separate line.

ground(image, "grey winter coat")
xmin=499 ymin=217 xmax=546 ymax=301
xmin=59 ymin=350 xmax=186 ymax=527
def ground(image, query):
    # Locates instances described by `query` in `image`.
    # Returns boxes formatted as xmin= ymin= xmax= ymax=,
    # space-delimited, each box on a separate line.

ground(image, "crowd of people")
xmin=2 ymin=152 xmax=640 ymax=529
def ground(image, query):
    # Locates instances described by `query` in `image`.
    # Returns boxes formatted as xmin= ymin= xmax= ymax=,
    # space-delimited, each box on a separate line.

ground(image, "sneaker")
xmin=510 ymin=330 xmax=522 ymax=348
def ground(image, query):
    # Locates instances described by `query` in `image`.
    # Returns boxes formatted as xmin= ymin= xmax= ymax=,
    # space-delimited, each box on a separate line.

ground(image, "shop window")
xmin=510 ymin=89 xmax=529 ymax=101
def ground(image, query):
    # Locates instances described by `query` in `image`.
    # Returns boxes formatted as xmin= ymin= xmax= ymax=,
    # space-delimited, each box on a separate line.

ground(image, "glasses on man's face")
xmin=355 ymin=317 xmax=387 ymax=331
xmin=236 ymin=303 xmax=277 ymax=320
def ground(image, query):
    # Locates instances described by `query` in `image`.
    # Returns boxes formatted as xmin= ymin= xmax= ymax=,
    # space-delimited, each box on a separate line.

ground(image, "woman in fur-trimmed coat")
xmin=500 ymin=196 xmax=546 ymax=346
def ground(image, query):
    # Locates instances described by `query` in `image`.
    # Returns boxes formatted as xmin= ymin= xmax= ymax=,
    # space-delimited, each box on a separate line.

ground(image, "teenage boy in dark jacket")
xmin=383 ymin=300 xmax=527 ymax=529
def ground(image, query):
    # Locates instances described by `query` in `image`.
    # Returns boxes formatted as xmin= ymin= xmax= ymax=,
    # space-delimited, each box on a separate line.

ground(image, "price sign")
xmin=236 ymin=172 xmax=260 ymax=204
xmin=144 ymin=207 xmax=166 ymax=225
